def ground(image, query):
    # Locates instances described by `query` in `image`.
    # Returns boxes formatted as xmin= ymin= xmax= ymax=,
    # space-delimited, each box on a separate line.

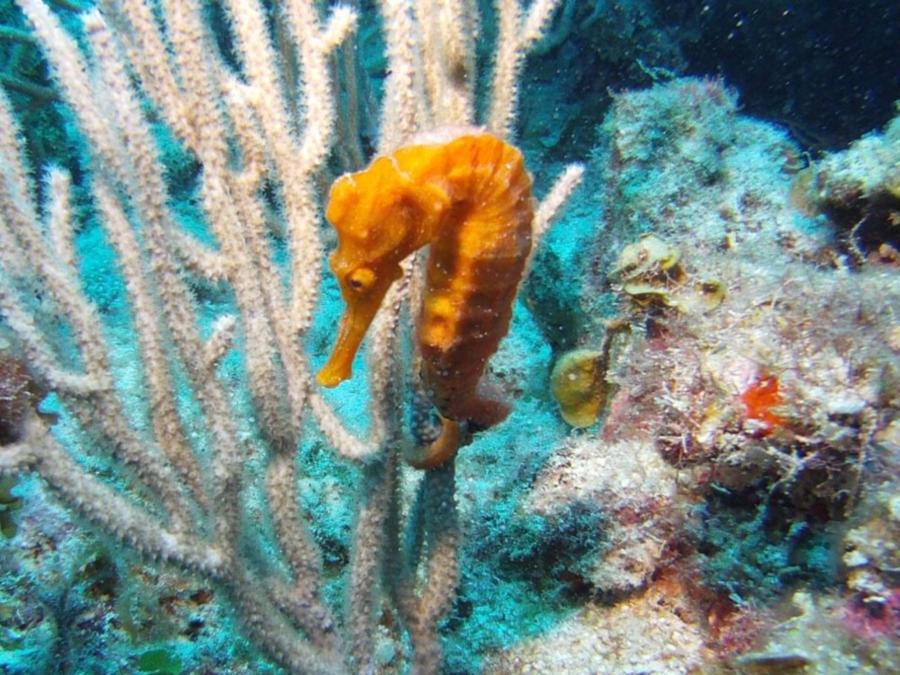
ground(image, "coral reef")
xmin=809 ymin=109 xmax=900 ymax=256
xmin=727 ymin=590 xmax=898 ymax=673
xmin=0 ymin=476 xmax=271 ymax=673
xmin=843 ymin=487 xmax=900 ymax=605
xmin=481 ymin=75 xmax=900 ymax=671
xmin=584 ymin=77 xmax=897 ymax=517
xmin=484 ymin=571 xmax=707 ymax=673
xmin=524 ymin=437 xmax=683 ymax=596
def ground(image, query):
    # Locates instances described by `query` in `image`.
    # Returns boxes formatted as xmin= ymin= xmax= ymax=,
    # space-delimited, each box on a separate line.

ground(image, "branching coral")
xmin=0 ymin=0 xmax=583 ymax=672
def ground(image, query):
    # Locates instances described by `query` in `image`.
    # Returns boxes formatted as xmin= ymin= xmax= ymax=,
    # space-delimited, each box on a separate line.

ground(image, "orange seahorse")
xmin=316 ymin=131 xmax=534 ymax=469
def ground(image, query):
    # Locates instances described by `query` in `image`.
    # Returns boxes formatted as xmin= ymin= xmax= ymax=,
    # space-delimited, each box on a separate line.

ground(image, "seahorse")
xmin=316 ymin=131 xmax=534 ymax=469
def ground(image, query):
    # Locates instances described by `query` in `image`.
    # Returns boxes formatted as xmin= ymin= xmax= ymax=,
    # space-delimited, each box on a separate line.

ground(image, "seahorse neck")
xmin=395 ymin=142 xmax=459 ymax=249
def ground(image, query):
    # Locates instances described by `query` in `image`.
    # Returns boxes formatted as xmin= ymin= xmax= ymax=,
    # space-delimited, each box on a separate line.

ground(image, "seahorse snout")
xmin=317 ymin=266 xmax=399 ymax=387
xmin=317 ymin=299 xmax=380 ymax=387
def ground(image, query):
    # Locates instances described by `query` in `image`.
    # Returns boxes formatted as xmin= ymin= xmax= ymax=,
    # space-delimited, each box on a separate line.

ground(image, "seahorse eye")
xmin=348 ymin=267 xmax=376 ymax=292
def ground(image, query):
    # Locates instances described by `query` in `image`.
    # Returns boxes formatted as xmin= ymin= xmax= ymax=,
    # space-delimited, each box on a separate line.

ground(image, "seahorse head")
xmin=317 ymin=154 xmax=450 ymax=387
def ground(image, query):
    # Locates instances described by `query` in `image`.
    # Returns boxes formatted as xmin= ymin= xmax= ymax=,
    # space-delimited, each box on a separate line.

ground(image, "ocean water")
xmin=0 ymin=1 xmax=898 ymax=673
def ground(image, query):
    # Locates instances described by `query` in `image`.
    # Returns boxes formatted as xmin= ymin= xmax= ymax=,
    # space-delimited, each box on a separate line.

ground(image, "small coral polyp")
xmin=739 ymin=374 xmax=785 ymax=437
